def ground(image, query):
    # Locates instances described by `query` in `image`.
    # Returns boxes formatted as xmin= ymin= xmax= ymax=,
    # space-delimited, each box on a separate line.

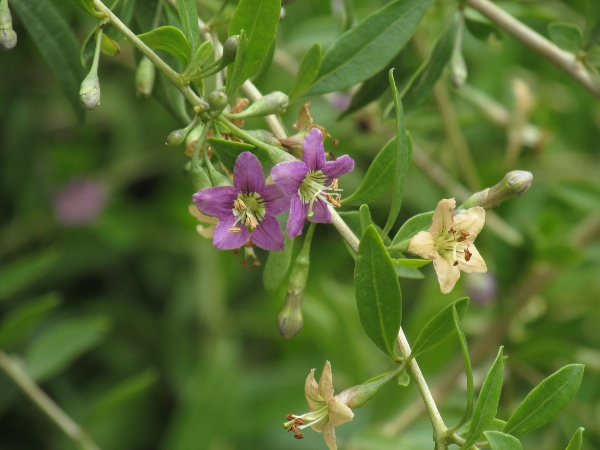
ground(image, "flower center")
xmin=231 ymin=192 xmax=266 ymax=232
xmin=282 ymin=403 xmax=330 ymax=439
xmin=436 ymin=227 xmax=472 ymax=266
xmin=297 ymin=170 xmax=342 ymax=218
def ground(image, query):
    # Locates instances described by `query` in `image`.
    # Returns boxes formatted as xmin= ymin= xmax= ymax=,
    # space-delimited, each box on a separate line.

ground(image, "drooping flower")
xmin=193 ymin=152 xmax=289 ymax=251
xmin=271 ymin=128 xmax=354 ymax=238
xmin=408 ymin=198 xmax=487 ymax=294
xmin=283 ymin=361 xmax=354 ymax=449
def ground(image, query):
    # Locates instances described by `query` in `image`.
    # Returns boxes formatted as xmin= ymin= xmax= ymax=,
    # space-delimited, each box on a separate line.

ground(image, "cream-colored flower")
xmin=283 ymin=361 xmax=354 ymax=449
xmin=409 ymin=198 xmax=487 ymax=294
xmin=188 ymin=204 xmax=217 ymax=238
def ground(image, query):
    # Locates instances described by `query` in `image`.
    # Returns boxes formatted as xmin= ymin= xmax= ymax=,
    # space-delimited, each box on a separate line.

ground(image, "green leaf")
xmin=410 ymin=298 xmax=469 ymax=357
xmin=154 ymin=71 xmax=191 ymax=124
xmin=11 ymin=0 xmax=85 ymax=121
xmin=67 ymin=0 xmax=104 ymax=18
xmin=462 ymin=347 xmax=505 ymax=449
xmin=548 ymin=22 xmax=584 ymax=53
xmin=585 ymin=0 xmax=600 ymax=48
xmin=504 ymin=364 xmax=585 ymax=437
xmin=392 ymin=258 xmax=431 ymax=268
xmin=391 ymin=211 xmax=434 ymax=248
xmin=190 ymin=40 xmax=215 ymax=73
xmin=251 ymin=40 xmax=276 ymax=82
xmin=359 ymin=204 xmax=374 ymax=237
xmin=355 ymin=225 xmax=402 ymax=359
xmin=229 ymin=0 xmax=281 ymax=84
xmin=382 ymin=70 xmax=409 ymax=236
xmin=226 ymin=30 xmax=249 ymax=99
xmin=289 ymin=43 xmax=322 ymax=100
xmin=0 ymin=293 xmax=61 ymax=348
xmin=565 ymin=427 xmax=584 ymax=450
xmin=0 ymin=250 xmax=60 ymax=302
xmin=25 ymin=316 xmax=112 ymax=382
xmin=484 ymin=431 xmax=523 ymax=450
xmin=208 ymin=138 xmax=258 ymax=172
xmin=175 ymin=0 xmax=200 ymax=56
xmin=306 ymin=0 xmax=434 ymax=96
xmin=263 ymin=236 xmax=295 ymax=293
xmin=454 ymin=303 xmax=474 ymax=427
xmin=137 ymin=26 xmax=191 ymax=67
xmin=464 ymin=14 xmax=502 ymax=41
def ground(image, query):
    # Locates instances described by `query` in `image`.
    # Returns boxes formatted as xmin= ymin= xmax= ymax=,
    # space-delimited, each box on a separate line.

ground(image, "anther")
xmin=294 ymin=433 xmax=304 ymax=439
xmin=234 ymin=198 xmax=246 ymax=212
xmin=294 ymin=418 xmax=305 ymax=425
xmin=228 ymin=227 xmax=242 ymax=233
xmin=326 ymin=193 xmax=341 ymax=207
xmin=465 ymin=246 xmax=472 ymax=262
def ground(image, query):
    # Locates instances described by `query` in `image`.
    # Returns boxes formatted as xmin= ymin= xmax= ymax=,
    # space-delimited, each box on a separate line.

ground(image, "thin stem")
xmin=0 ymin=350 xmax=101 ymax=450
xmin=467 ymin=0 xmax=600 ymax=100
xmin=330 ymin=207 xmax=360 ymax=254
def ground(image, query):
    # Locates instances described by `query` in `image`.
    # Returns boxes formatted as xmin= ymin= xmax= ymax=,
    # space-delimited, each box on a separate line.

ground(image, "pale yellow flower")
xmin=409 ymin=198 xmax=487 ymax=294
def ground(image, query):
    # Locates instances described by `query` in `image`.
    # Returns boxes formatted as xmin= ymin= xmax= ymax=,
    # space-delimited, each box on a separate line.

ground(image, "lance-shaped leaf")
xmin=306 ymin=0 xmax=434 ymax=96
xmin=263 ymin=236 xmax=294 ymax=294
xmin=392 ymin=258 xmax=431 ymax=268
xmin=504 ymin=364 xmax=584 ymax=437
xmin=229 ymin=0 xmax=281 ymax=84
xmin=355 ymin=225 xmax=402 ymax=359
xmin=359 ymin=204 xmax=374 ymax=237
xmin=0 ymin=250 xmax=60 ymax=302
xmin=410 ymin=297 xmax=469 ymax=357
xmin=454 ymin=303 xmax=474 ymax=426
xmin=461 ymin=347 xmax=505 ymax=450
xmin=207 ymin=138 xmax=267 ymax=173
xmin=176 ymin=0 xmax=200 ymax=56
xmin=289 ymin=43 xmax=322 ymax=100
xmin=226 ymin=30 xmax=248 ymax=99
xmin=484 ymin=431 xmax=523 ymax=450
xmin=391 ymin=211 xmax=434 ymax=248
xmin=137 ymin=26 xmax=190 ymax=67
xmin=565 ymin=427 xmax=584 ymax=450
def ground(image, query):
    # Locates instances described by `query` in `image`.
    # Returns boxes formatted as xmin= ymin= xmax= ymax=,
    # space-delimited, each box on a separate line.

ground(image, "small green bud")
xmin=79 ymin=71 xmax=101 ymax=110
xmin=0 ymin=0 xmax=16 ymax=51
xmin=136 ymin=56 xmax=156 ymax=98
xmin=207 ymin=90 xmax=229 ymax=113
xmin=277 ymin=290 xmax=304 ymax=339
xmin=225 ymin=91 xmax=289 ymax=120
xmin=166 ymin=117 xmax=198 ymax=146
xmin=459 ymin=170 xmax=533 ymax=210
xmin=188 ymin=161 xmax=211 ymax=191
xmin=221 ymin=35 xmax=239 ymax=67
xmin=100 ymin=33 xmax=120 ymax=56
xmin=450 ymin=51 xmax=467 ymax=88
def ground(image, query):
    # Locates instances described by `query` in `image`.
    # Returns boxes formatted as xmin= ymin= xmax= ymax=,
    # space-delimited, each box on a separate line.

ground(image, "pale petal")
xmin=196 ymin=225 xmax=214 ymax=238
xmin=305 ymin=368 xmax=322 ymax=411
xmin=408 ymin=231 xmax=437 ymax=260
xmin=453 ymin=206 xmax=485 ymax=242
xmin=302 ymin=128 xmax=326 ymax=171
xmin=328 ymin=396 xmax=354 ymax=427
xmin=233 ymin=152 xmax=265 ymax=193
xmin=433 ymin=256 xmax=461 ymax=294
xmin=319 ymin=360 xmax=334 ymax=402
xmin=323 ymin=423 xmax=337 ymax=450
xmin=457 ymin=244 xmax=487 ymax=273
xmin=430 ymin=198 xmax=455 ymax=236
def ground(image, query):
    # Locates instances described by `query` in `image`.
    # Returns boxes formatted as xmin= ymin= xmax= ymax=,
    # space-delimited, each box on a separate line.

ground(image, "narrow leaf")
xmin=454 ymin=303 xmax=475 ymax=428
xmin=462 ymin=347 xmax=505 ymax=449
xmin=175 ymin=0 xmax=200 ymax=55
xmin=137 ymin=26 xmax=190 ymax=66
xmin=355 ymin=225 xmax=402 ymax=359
xmin=306 ymin=0 xmax=434 ymax=95
xmin=154 ymin=72 xmax=191 ymax=124
xmin=263 ymin=236 xmax=295 ymax=293
xmin=484 ymin=431 xmax=523 ymax=450
xmin=229 ymin=0 xmax=281 ymax=84
xmin=548 ymin=22 xmax=583 ymax=53
xmin=504 ymin=365 xmax=585 ymax=437
xmin=585 ymin=0 xmax=600 ymax=48
xmin=392 ymin=258 xmax=431 ymax=268
xmin=289 ymin=43 xmax=322 ymax=100
xmin=208 ymin=137 xmax=267 ymax=173
xmin=565 ymin=427 xmax=584 ymax=450
xmin=359 ymin=204 xmax=374 ymax=237
xmin=226 ymin=30 xmax=248 ymax=99
xmin=190 ymin=41 xmax=215 ymax=73
xmin=391 ymin=211 xmax=433 ymax=247
xmin=410 ymin=297 xmax=469 ymax=357
xmin=12 ymin=0 xmax=85 ymax=121
xmin=0 ymin=251 xmax=60 ymax=302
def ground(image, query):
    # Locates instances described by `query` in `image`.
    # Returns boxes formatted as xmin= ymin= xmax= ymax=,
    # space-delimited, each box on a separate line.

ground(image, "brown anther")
xmin=331 ymin=179 xmax=339 ymax=191
xmin=457 ymin=235 xmax=467 ymax=242
xmin=252 ymin=260 xmax=261 ymax=268
xmin=449 ymin=227 xmax=456 ymax=234
xmin=232 ymin=249 xmax=239 ymax=256
xmin=228 ymin=227 xmax=241 ymax=233
xmin=326 ymin=193 xmax=341 ymax=207
xmin=294 ymin=433 xmax=305 ymax=439
xmin=464 ymin=247 xmax=473 ymax=262
xmin=460 ymin=229 xmax=470 ymax=237
xmin=294 ymin=418 xmax=305 ymax=425
xmin=286 ymin=413 xmax=294 ymax=421
xmin=287 ymin=424 xmax=298 ymax=433
xmin=453 ymin=260 xmax=459 ymax=266
xmin=241 ymin=261 xmax=249 ymax=269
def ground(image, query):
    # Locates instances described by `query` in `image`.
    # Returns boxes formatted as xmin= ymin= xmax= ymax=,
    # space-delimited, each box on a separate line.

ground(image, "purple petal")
xmin=193 ymin=186 xmax=238 ymax=220
xmin=262 ymin=184 xmax=290 ymax=215
xmin=308 ymin=198 xmax=332 ymax=224
xmin=270 ymin=161 xmax=307 ymax=197
xmin=287 ymin=195 xmax=308 ymax=238
xmin=301 ymin=128 xmax=326 ymax=171
xmin=250 ymin=214 xmax=284 ymax=251
xmin=323 ymin=154 xmax=355 ymax=183
xmin=234 ymin=152 xmax=265 ymax=193
xmin=212 ymin=214 xmax=250 ymax=250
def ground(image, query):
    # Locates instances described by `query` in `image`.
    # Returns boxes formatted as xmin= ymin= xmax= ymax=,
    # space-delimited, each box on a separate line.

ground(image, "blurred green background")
xmin=1 ymin=0 xmax=600 ymax=449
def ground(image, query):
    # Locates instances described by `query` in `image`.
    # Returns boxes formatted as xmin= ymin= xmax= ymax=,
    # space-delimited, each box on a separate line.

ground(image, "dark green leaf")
xmin=410 ymin=297 xmax=469 ymax=357
xmin=0 ymin=293 xmax=61 ymax=348
xmin=565 ymin=427 xmax=584 ymax=450
xmin=548 ymin=22 xmax=583 ymax=53
xmin=229 ymin=0 xmax=281 ymax=84
xmin=289 ymin=43 xmax=322 ymax=100
xmin=67 ymin=0 xmax=104 ymax=18
xmin=137 ymin=26 xmax=190 ymax=66
xmin=0 ymin=250 xmax=60 ymax=302
xmin=12 ymin=0 xmax=85 ymax=121
xmin=208 ymin=138 xmax=265 ymax=173
xmin=175 ymin=0 xmax=200 ymax=55
xmin=391 ymin=211 xmax=434 ymax=248
xmin=585 ymin=0 xmax=600 ymax=48
xmin=226 ymin=30 xmax=249 ymax=99
xmin=154 ymin=71 xmax=191 ymax=124
xmin=190 ymin=41 xmax=215 ymax=73
xmin=359 ymin=204 xmax=374 ymax=237
xmin=484 ymin=431 xmax=523 ymax=450
xmin=464 ymin=14 xmax=502 ymax=41
xmin=251 ymin=40 xmax=276 ymax=82
xmin=263 ymin=236 xmax=295 ymax=293
xmin=395 ymin=266 xmax=425 ymax=279
xmin=462 ymin=347 xmax=505 ymax=449
xmin=26 ymin=316 xmax=112 ymax=382
xmin=392 ymin=258 xmax=431 ymax=268
xmin=355 ymin=225 xmax=402 ymax=359
xmin=306 ymin=0 xmax=433 ymax=96
xmin=504 ymin=364 xmax=584 ymax=437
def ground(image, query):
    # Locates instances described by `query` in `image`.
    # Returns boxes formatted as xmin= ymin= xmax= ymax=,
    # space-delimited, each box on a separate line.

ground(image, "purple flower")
xmin=54 ymin=179 xmax=106 ymax=226
xmin=193 ymin=152 xmax=289 ymax=251
xmin=271 ymin=128 xmax=354 ymax=238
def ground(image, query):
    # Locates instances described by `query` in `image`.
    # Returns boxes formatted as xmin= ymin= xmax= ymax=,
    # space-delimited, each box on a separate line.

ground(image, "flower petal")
xmin=193 ymin=186 xmax=238 ymax=220
xmin=302 ymin=128 xmax=326 ymax=171
xmin=323 ymin=423 xmax=338 ymax=450
xmin=212 ymin=215 xmax=251 ymax=250
xmin=249 ymin=214 xmax=284 ymax=251
xmin=458 ymin=244 xmax=487 ymax=273
xmin=430 ymin=198 xmax=455 ymax=236
xmin=323 ymin=155 xmax=355 ymax=182
xmin=453 ymin=206 xmax=485 ymax=242
xmin=287 ymin=195 xmax=308 ymax=238
xmin=305 ymin=368 xmax=322 ymax=411
xmin=408 ymin=231 xmax=438 ymax=260
xmin=328 ymin=396 xmax=354 ymax=427
xmin=262 ymin=184 xmax=290 ymax=215
xmin=233 ymin=152 xmax=265 ymax=193
xmin=319 ymin=361 xmax=334 ymax=402
xmin=308 ymin=198 xmax=332 ymax=224
xmin=270 ymin=161 xmax=308 ymax=197
xmin=433 ymin=256 xmax=461 ymax=294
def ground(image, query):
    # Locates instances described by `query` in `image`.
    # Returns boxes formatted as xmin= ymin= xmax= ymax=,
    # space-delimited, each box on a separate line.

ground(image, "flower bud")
xmin=0 ymin=0 xmax=17 ymax=51
xmin=338 ymin=363 xmax=407 ymax=409
xmin=459 ymin=170 xmax=533 ymax=210
xmin=100 ymin=33 xmax=120 ymax=56
xmin=166 ymin=117 xmax=198 ymax=146
xmin=136 ymin=56 xmax=156 ymax=98
xmin=450 ymin=50 xmax=467 ymax=88
xmin=79 ymin=72 xmax=101 ymax=110
xmin=221 ymin=35 xmax=239 ymax=67
xmin=225 ymin=91 xmax=289 ymax=119
xmin=188 ymin=161 xmax=211 ymax=191
xmin=207 ymin=90 xmax=229 ymax=113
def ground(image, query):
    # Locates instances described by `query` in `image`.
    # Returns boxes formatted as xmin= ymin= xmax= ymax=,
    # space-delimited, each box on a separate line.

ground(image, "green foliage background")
xmin=1 ymin=0 xmax=600 ymax=449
